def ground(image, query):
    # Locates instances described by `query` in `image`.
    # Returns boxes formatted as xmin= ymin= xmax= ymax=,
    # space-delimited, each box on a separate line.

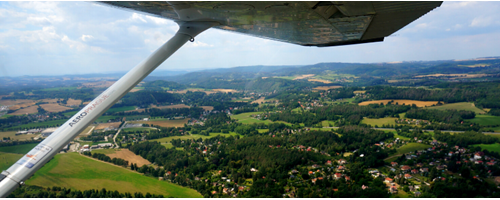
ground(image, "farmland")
xmin=251 ymin=97 xmax=266 ymax=104
xmin=358 ymin=100 xmax=439 ymax=107
xmin=8 ymin=119 xmax=67 ymax=130
xmin=293 ymin=74 xmax=315 ymax=80
xmin=40 ymin=103 xmax=72 ymax=113
xmin=361 ymin=117 xmax=397 ymax=127
xmin=472 ymin=143 xmax=500 ymax=154
xmin=26 ymin=153 xmax=202 ymax=197
xmin=151 ymin=132 xmax=241 ymax=148
xmin=231 ymin=112 xmax=270 ymax=124
xmin=200 ymin=106 xmax=214 ymax=111
xmin=10 ymin=106 xmax=39 ymax=115
xmin=129 ymin=118 xmax=189 ymax=128
xmin=427 ymin=102 xmax=485 ymax=114
xmin=0 ymin=143 xmax=38 ymax=154
xmin=312 ymin=86 xmax=342 ymax=91
xmin=65 ymin=98 xmax=82 ymax=106
xmin=308 ymin=79 xmax=332 ymax=84
xmin=0 ymin=131 xmax=39 ymax=141
xmin=467 ymin=115 xmax=500 ymax=126
xmin=152 ymin=104 xmax=190 ymax=109
xmin=95 ymin=122 xmax=122 ymax=130
xmin=103 ymin=149 xmax=151 ymax=167
xmin=106 ymin=106 xmax=136 ymax=113
xmin=0 ymin=152 xmax=23 ymax=171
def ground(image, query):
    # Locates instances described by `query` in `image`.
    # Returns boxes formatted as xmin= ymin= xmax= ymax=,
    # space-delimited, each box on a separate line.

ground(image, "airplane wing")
xmin=102 ymin=1 xmax=442 ymax=47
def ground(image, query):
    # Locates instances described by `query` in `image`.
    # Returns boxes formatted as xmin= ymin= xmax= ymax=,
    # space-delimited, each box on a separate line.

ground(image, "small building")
xmin=404 ymin=174 xmax=412 ymax=179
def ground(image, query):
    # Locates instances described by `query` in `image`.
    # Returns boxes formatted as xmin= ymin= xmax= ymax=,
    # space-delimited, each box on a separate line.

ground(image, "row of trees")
xmin=8 ymin=186 xmax=165 ymax=198
xmin=82 ymin=152 xmax=129 ymax=167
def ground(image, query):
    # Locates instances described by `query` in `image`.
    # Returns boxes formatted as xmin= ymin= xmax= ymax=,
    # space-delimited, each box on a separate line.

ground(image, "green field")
xmin=106 ymin=106 xmax=136 ymax=113
xmin=8 ymin=119 xmax=68 ymax=130
xmin=26 ymin=153 xmax=202 ymax=197
xmin=0 ymin=152 xmax=23 ymax=171
xmin=257 ymin=129 xmax=269 ymax=133
xmin=0 ymin=143 xmax=39 ymax=154
xmin=91 ymin=148 xmax=117 ymax=154
xmin=151 ymin=132 xmax=241 ymax=148
xmin=122 ymin=127 xmax=157 ymax=132
xmin=361 ymin=117 xmax=397 ymax=127
xmin=231 ymin=112 xmax=270 ymax=124
xmin=472 ymin=143 xmax=500 ymax=154
xmin=467 ymin=115 xmax=500 ymax=126
xmin=62 ymin=110 xmax=79 ymax=117
xmin=321 ymin=120 xmax=336 ymax=127
xmin=427 ymin=102 xmax=485 ymax=114
xmin=0 ymin=131 xmax=39 ymax=141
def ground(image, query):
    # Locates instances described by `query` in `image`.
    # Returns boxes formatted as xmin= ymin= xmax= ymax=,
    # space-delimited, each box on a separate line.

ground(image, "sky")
xmin=1 ymin=1 xmax=500 ymax=77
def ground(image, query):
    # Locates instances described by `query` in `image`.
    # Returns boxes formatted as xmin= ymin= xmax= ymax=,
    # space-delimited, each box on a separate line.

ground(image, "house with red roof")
xmin=404 ymin=174 xmax=412 ymax=179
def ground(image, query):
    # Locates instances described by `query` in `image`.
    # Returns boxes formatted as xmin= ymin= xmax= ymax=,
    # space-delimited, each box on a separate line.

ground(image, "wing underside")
xmin=101 ymin=1 xmax=442 ymax=47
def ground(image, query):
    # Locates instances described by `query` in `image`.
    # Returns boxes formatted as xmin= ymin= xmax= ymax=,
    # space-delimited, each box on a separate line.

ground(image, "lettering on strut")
xmin=69 ymin=94 xmax=109 ymax=127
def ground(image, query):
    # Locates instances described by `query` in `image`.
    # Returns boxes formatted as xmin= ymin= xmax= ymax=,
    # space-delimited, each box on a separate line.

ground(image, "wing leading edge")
xmin=101 ymin=1 xmax=442 ymax=47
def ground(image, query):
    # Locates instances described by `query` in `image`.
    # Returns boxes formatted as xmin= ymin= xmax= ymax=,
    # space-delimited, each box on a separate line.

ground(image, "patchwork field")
xmin=427 ymin=102 xmax=485 ymax=114
xmin=359 ymin=100 xmax=439 ymax=107
xmin=308 ymin=79 xmax=332 ymax=84
xmin=361 ymin=117 xmax=397 ymax=127
xmin=129 ymin=118 xmax=189 ymax=128
xmin=312 ymin=86 xmax=342 ymax=91
xmin=26 ymin=153 xmax=202 ymax=197
xmin=10 ymin=105 xmax=39 ymax=115
xmin=41 ymin=98 xmax=61 ymax=104
xmin=251 ymin=97 xmax=266 ymax=104
xmin=40 ymin=103 xmax=72 ymax=112
xmin=0 ymin=99 xmax=36 ymax=107
xmin=293 ymin=74 xmax=315 ymax=80
xmin=0 ymin=131 xmax=40 ymax=141
xmin=467 ymin=115 xmax=500 ymax=126
xmin=95 ymin=122 xmax=122 ymax=130
xmin=0 ymin=152 xmax=23 ymax=171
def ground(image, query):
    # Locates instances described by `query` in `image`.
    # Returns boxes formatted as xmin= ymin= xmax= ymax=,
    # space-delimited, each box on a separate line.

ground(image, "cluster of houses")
xmin=395 ymin=118 xmax=431 ymax=126
xmin=79 ymin=143 xmax=113 ymax=152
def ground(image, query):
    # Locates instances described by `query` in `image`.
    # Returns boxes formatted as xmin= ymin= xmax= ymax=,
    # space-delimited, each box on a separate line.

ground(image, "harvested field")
xmin=129 ymin=88 xmax=142 ymax=92
xmin=82 ymin=81 xmax=116 ymax=88
xmin=293 ymin=74 xmax=315 ymax=80
xmin=95 ymin=122 xmax=122 ymax=130
xmin=82 ymin=101 xmax=90 ymax=105
xmin=312 ymin=86 xmax=342 ymax=91
xmin=40 ymin=104 xmax=72 ymax=113
xmin=41 ymin=99 xmax=60 ymax=103
xmin=0 ymin=131 xmax=40 ymax=141
xmin=308 ymin=79 xmax=332 ymax=84
xmin=415 ymin=73 xmax=488 ymax=78
xmin=107 ymin=149 xmax=151 ymax=166
xmin=0 ymin=99 xmax=36 ymax=106
xmin=66 ymin=98 xmax=82 ymax=106
xmin=354 ymin=90 xmax=366 ymax=94
xmin=359 ymin=100 xmax=439 ymax=107
xmin=130 ymin=118 xmax=189 ymax=128
xmin=212 ymin=89 xmax=238 ymax=93
xmin=251 ymin=97 xmax=266 ymax=104
xmin=200 ymin=106 xmax=214 ymax=111
xmin=11 ymin=105 xmax=39 ymax=115
xmin=168 ymin=88 xmax=238 ymax=95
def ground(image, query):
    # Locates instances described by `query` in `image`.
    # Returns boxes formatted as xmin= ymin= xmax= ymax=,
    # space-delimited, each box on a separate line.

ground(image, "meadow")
xmin=105 ymin=106 xmax=137 ymax=113
xmin=427 ymin=102 xmax=485 ymax=114
xmin=472 ymin=143 xmax=500 ymax=154
xmin=128 ymin=118 xmax=189 ymax=128
xmin=385 ymin=143 xmax=431 ymax=162
xmin=467 ymin=115 xmax=500 ymax=126
xmin=0 ymin=152 xmax=23 ymax=171
xmin=0 ymin=143 xmax=38 ymax=154
xmin=0 ymin=131 xmax=39 ymax=141
xmin=26 ymin=153 xmax=202 ymax=197
xmin=361 ymin=117 xmax=397 ymax=127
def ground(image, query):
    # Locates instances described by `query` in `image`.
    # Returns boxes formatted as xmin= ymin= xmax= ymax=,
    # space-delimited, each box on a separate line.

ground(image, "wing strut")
xmin=0 ymin=21 xmax=218 ymax=197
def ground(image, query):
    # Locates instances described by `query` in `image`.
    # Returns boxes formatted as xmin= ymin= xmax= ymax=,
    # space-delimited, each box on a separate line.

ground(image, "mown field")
xmin=472 ymin=143 xmax=500 ymax=154
xmin=0 ymin=152 xmax=23 ymax=171
xmin=359 ymin=100 xmax=439 ymax=107
xmin=128 ymin=118 xmax=189 ymax=128
xmin=427 ymin=102 xmax=485 ymax=114
xmin=0 ymin=131 xmax=39 ymax=141
xmin=231 ymin=112 xmax=291 ymax=125
xmin=0 ymin=143 xmax=39 ymax=154
xmin=361 ymin=117 xmax=397 ymax=127
xmin=467 ymin=115 xmax=500 ymax=126
xmin=8 ymin=119 xmax=68 ymax=130
xmin=26 ymin=153 xmax=202 ymax=197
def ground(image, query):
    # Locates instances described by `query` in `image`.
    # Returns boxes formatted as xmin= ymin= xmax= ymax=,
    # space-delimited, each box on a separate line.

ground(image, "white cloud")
xmin=80 ymin=34 xmax=94 ymax=42
xmin=470 ymin=16 xmax=493 ymax=27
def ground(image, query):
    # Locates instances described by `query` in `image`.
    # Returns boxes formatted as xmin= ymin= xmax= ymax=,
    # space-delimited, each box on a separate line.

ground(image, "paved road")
xmin=113 ymin=122 xmax=127 ymax=148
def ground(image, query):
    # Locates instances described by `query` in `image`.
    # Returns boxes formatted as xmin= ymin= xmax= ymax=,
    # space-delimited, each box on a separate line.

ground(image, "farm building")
xmin=41 ymin=127 xmax=59 ymax=137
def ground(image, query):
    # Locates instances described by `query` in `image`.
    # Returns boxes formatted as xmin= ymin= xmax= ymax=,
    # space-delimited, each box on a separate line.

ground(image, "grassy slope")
xmin=0 ymin=143 xmax=38 ymax=154
xmin=0 ymin=152 xmax=23 ymax=171
xmin=467 ymin=115 xmax=500 ymax=126
xmin=151 ymin=132 xmax=241 ymax=146
xmin=0 ymin=131 xmax=39 ymax=141
xmin=231 ymin=112 xmax=291 ymax=125
xmin=26 ymin=153 xmax=202 ymax=197
xmin=472 ymin=143 xmax=500 ymax=154
xmin=427 ymin=102 xmax=485 ymax=114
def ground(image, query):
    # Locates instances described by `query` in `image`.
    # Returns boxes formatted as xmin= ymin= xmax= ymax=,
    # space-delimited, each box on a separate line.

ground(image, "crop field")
xmin=358 ymin=100 xmax=439 ymax=107
xmin=251 ymin=97 xmax=266 ymax=104
xmin=153 ymin=104 xmax=190 ymax=109
xmin=467 ymin=115 xmax=500 ymax=126
xmin=129 ymin=118 xmax=189 ymax=128
xmin=76 ymin=126 xmax=94 ymax=138
xmin=168 ymin=88 xmax=238 ymax=95
xmin=0 ymin=131 xmax=39 ymax=141
xmin=312 ymin=86 xmax=342 ymax=91
xmin=40 ymin=103 xmax=72 ymax=113
xmin=0 ymin=143 xmax=38 ymax=154
xmin=308 ymin=79 xmax=332 ymax=84
xmin=8 ymin=119 xmax=67 ymax=130
xmin=361 ymin=117 xmax=397 ymax=127
xmin=0 ymin=99 xmax=36 ymax=107
xmin=472 ymin=143 xmax=500 ymax=154
xmin=353 ymin=90 xmax=366 ymax=94
xmin=427 ymin=102 xmax=485 ymax=114
xmin=95 ymin=122 xmax=122 ymax=130
xmin=40 ymin=98 xmax=61 ymax=103
xmin=105 ymin=149 xmax=151 ymax=167
xmin=231 ymin=112 xmax=270 ymax=124
xmin=26 ymin=153 xmax=202 ymax=197
xmin=65 ymin=98 xmax=82 ymax=106
xmin=0 ymin=152 xmax=23 ymax=171
xmin=10 ymin=105 xmax=39 ymax=115
xmin=106 ymin=106 xmax=136 ymax=113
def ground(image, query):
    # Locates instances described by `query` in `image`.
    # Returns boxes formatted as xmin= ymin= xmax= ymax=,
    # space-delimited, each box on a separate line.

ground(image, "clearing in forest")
xmin=10 ymin=105 xmax=39 ymax=115
xmin=40 ymin=104 xmax=72 ymax=113
xmin=25 ymin=153 xmax=202 ymax=197
xmin=358 ymin=100 xmax=439 ymax=107
xmin=426 ymin=102 xmax=485 ymax=114
xmin=361 ymin=117 xmax=397 ymax=127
